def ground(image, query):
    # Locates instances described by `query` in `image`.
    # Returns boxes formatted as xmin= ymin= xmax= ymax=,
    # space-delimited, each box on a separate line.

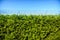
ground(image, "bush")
xmin=0 ymin=14 xmax=60 ymax=40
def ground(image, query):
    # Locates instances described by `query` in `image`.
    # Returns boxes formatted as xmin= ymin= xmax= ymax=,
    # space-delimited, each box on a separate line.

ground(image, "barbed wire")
xmin=0 ymin=10 xmax=60 ymax=15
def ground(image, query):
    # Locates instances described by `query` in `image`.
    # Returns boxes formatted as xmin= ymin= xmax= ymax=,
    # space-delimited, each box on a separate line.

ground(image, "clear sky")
xmin=0 ymin=0 xmax=60 ymax=15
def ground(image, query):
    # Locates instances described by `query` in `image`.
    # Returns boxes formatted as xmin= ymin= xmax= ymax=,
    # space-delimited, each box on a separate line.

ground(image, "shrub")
xmin=0 ymin=14 xmax=60 ymax=40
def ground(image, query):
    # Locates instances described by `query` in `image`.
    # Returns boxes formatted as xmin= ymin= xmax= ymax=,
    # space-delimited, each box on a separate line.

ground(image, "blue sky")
xmin=0 ymin=0 xmax=60 ymax=15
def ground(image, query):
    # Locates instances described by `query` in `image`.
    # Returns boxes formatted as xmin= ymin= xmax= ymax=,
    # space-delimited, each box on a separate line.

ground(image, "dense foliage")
xmin=0 ymin=14 xmax=60 ymax=40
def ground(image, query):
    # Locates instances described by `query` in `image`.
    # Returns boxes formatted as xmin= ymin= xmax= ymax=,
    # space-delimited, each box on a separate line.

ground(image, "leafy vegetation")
xmin=0 ymin=14 xmax=60 ymax=40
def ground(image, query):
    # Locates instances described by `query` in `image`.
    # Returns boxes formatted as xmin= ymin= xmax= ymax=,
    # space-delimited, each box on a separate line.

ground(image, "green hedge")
xmin=0 ymin=14 xmax=60 ymax=40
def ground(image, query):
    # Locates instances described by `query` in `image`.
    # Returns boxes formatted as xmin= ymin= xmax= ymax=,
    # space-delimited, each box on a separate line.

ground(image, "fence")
xmin=0 ymin=10 xmax=60 ymax=15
